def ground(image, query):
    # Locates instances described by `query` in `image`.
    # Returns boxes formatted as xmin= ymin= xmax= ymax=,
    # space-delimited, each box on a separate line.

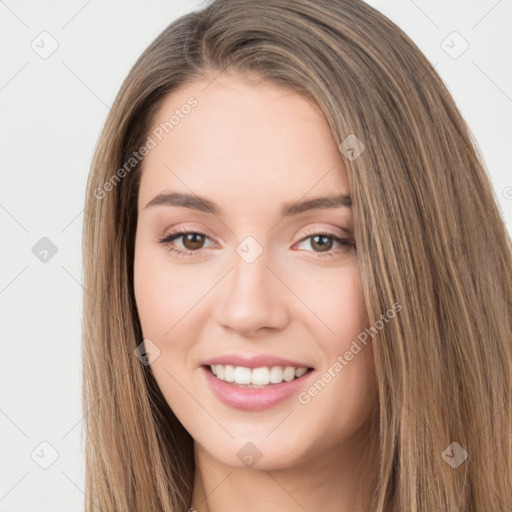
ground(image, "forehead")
xmin=138 ymin=72 xmax=350 ymax=212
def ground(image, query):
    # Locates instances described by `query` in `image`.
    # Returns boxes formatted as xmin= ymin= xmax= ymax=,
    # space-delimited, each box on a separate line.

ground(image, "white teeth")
xmin=224 ymin=364 xmax=235 ymax=383
xmin=295 ymin=367 xmax=308 ymax=378
xmin=234 ymin=366 xmax=252 ymax=385
xmin=269 ymin=366 xmax=284 ymax=383
xmin=251 ymin=367 xmax=270 ymax=386
xmin=283 ymin=367 xmax=296 ymax=382
xmin=209 ymin=364 xmax=310 ymax=386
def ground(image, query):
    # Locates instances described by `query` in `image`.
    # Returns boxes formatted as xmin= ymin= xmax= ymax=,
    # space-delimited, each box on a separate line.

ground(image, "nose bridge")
xmin=216 ymin=236 xmax=289 ymax=335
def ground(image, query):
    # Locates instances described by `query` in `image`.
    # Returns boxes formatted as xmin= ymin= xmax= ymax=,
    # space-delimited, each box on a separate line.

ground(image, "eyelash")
xmin=158 ymin=228 xmax=356 ymax=259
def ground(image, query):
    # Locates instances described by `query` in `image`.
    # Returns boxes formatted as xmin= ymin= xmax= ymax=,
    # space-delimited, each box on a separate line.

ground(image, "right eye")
xmin=158 ymin=230 xmax=216 ymax=257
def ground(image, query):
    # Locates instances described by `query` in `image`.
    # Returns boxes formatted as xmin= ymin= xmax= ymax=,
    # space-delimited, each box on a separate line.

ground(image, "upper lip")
xmin=202 ymin=354 xmax=314 ymax=369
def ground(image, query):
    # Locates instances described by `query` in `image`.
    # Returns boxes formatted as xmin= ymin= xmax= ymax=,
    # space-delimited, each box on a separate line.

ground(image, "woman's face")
xmin=134 ymin=71 xmax=377 ymax=471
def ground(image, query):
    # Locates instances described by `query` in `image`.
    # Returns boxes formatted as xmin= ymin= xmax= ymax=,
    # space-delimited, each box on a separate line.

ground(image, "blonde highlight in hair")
xmin=82 ymin=1 xmax=512 ymax=510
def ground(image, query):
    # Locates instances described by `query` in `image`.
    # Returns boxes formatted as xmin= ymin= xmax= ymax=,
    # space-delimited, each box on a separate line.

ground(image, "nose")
xmin=215 ymin=247 xmax=290 ymax=337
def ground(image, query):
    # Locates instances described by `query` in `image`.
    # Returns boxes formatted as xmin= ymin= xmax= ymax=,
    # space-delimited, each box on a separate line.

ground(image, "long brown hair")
xmin=82 ymin=0 xmax=512 ymax=510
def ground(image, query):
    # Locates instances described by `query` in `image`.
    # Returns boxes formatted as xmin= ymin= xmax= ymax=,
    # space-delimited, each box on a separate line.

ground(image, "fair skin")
xmin=133 ymin=71 xmax=378 ymax=512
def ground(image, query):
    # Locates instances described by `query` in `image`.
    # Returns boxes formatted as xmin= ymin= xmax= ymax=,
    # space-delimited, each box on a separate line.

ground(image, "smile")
xmin=202 ymin=364 xmax=315 ymax=411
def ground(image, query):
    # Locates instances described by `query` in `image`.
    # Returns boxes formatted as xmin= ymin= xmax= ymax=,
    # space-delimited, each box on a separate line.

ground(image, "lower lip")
xmin=202 ymin=366 xmax=314 ymax=411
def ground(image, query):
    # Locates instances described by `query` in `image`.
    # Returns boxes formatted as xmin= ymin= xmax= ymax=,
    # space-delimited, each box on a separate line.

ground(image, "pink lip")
xmin=201 ymin=366 xmax=314 ymax=411
xmin=202 ymin=353 xmax=313 ymax=369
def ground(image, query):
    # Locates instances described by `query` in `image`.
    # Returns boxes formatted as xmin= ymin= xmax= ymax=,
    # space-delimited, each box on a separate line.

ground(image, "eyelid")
xmin=159 ymin=223 xmax=217 ymax=241
xmin=295 ymin=224 xmax=351 ymax=241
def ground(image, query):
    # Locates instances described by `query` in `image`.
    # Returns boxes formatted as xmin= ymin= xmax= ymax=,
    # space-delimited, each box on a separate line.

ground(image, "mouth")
xmin=204 ymin=364 xmax=314 ymax=388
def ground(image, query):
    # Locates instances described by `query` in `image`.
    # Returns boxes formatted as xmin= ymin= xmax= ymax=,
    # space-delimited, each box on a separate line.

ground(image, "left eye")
xmin=294 ymin=233 xmax=356 ymax=254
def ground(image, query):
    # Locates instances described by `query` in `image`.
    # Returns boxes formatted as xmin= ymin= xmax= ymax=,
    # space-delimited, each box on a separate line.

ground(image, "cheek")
xmin=133 ymin=241 xmax=201 ymax=341
xmin=133 ymin=243 xmax=199 ymax=408
xmin=297 ymin=263 xmax=367 ymax=344
xmin=295 ymin=266 xmax=375 ymax=422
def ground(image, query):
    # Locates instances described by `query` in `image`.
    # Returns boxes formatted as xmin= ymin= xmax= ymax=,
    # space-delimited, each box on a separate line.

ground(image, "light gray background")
xmin=1 ymin=1 xmax=511 ymax=510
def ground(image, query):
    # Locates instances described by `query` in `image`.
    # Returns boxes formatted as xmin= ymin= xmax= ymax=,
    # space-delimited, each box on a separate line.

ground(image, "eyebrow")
xmin=145 ymin=191 xmax=352 ymax=216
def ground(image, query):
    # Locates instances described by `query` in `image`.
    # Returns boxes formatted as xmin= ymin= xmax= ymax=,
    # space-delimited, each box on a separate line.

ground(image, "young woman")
xmin=82 ymin=0 xmax=512 ymax=510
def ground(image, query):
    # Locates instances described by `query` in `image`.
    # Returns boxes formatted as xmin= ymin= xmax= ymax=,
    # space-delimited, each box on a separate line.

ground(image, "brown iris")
xmin=309 ymin=235 xmax=333 ymax=252
xmin=182 ymin=233 xmax=206 ymax=250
